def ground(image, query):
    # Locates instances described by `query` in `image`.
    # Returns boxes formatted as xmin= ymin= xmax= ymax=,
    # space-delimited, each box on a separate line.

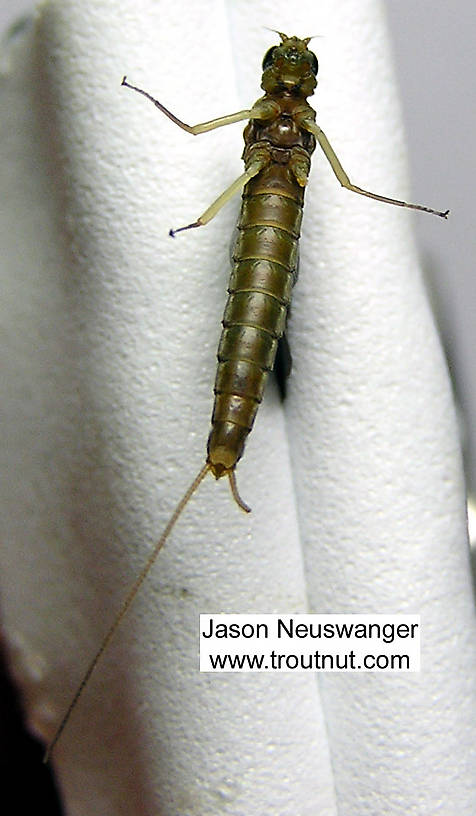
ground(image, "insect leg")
xmin=170 ymin=158 xmax=269 ymax=236
xmin=304 ymin=120 xmax=449 ymax=218
xmin=121 ymin=77 xmax=252 ymax=134
xmin=122 ymin=78 xmax=277 ymax=135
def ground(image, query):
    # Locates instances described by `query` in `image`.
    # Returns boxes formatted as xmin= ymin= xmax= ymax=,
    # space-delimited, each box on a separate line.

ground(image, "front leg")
xmin=302 ymin=119 xmax=449 ymax=219
xmin=122 ymin=78 xmax=276 ymax=135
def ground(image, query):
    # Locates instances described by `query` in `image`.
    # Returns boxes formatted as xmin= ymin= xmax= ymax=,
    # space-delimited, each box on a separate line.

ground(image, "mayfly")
xmin=44 ymin=32 xmax=448 ymax=760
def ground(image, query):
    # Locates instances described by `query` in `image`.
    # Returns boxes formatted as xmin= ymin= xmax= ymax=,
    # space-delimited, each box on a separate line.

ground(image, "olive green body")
xmin=207 ymin=92 xmax=316 ymax=477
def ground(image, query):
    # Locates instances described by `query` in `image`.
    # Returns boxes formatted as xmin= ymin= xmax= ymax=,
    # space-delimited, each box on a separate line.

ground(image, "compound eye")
xmin=262 ymin=46 xmax=277 ymax=70
xmin=309 ymin=52 xmax=318 ymax=76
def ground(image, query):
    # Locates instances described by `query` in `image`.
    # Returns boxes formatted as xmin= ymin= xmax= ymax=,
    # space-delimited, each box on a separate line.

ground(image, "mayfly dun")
xmin=44 ymin=32 xmax=448 ymax=760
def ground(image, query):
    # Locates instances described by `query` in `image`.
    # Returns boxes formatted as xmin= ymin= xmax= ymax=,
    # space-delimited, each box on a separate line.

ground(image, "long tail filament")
xmin=43 ymin=462 xmax=211 ymax=762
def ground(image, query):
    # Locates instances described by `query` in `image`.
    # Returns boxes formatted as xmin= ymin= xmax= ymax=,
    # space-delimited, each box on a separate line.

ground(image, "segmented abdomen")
xmin=207 ymin=163 xmax=304 ymax=476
